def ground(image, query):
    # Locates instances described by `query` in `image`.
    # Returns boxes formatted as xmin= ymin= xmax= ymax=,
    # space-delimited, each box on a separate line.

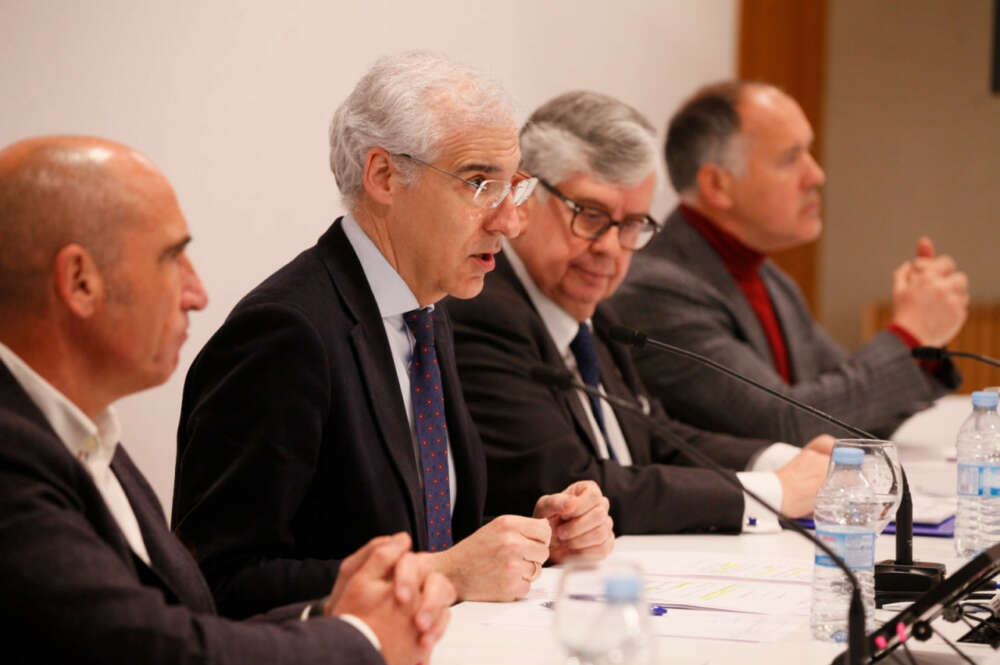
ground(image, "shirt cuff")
xmin=337 ymin=614 xmax=382 ymax=653
xmin=736 ymin=471 xmax=783 ymax=534
xmin=747 ymin=442 xmax=799 ymax=472
xmin=887 ymin=323 xmax=941 ymax=375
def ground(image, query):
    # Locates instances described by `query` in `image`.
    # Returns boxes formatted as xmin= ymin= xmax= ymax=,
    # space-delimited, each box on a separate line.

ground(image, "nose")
xmin=591 ymin=223 xmax=624 ymax=257
xmin=805 ymin=152 xmax=826 ymax=188
xmin=486 ymin=191 xmax=522 ymax=239
xmin=180 ymin=254 xmax=209 ymax=311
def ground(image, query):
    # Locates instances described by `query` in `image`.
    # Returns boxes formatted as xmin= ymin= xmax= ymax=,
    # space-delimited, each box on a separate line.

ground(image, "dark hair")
xmin=664 ymin=81 xmax=752 ymax=194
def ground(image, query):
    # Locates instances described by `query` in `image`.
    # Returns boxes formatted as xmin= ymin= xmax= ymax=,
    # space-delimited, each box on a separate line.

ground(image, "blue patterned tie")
xmin=404 ymin=308 xmax=453 ymax=552
xmin=569 ymin=323 xmax=618 ymax=462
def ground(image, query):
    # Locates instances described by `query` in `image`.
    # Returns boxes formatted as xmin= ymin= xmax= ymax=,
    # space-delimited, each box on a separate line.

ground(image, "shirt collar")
xmin=342 ymin=214 xmax=427 ymax=319
xmin=679 ymin=203 xmax=766 ymax=279
xmin=503 ymin=239 xmax=588 ymax=357
xmin=0 ymin=341 xmax=121 ymax=467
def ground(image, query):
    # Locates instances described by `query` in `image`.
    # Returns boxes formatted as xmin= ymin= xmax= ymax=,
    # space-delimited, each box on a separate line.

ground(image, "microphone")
xmin=912 ymin=346 xmax=1000 ymax=369
xmin=530 ymin=364 xmax=869 ymax=665
xmin=607 ymin=324 xmax=946 ymax=601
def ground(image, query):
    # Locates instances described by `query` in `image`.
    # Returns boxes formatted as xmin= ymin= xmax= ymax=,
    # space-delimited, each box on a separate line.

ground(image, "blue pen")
xmin=543 ymin=598 xmax=670 ymax=616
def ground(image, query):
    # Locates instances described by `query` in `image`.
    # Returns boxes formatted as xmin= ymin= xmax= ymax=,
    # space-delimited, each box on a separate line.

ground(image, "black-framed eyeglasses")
xmin=393 ymin=153 xmax=538 ymax=209
xmin=537 ymin=178 xmax=660 ymax=250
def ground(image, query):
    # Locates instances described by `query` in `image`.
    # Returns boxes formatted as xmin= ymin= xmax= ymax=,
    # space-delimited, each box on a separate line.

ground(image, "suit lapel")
xmin=319 ymin=221 xmax=427 ymax=550
xmin=763 ymin=264 xmax=807 ymax=381
xmin=111 ymin=448 xmax=216 ymax=612
xmin=663 ymin=210 xmax=776 ymax=365
xmin=592 ymin=314 xmax=653 ymax=466
xmin=492 ymin=255 xmax=604 ymax=458
xmin=0 ymin=364 xmax=212 ymax=609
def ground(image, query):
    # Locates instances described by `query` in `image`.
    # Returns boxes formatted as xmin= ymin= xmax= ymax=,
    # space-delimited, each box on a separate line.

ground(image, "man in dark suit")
xmin=0 ymin=135 xmax=454 ymax=665
xmin=611 ymin=81 xmax=967 ymax=443
xmin=173 ymin=53 xmax=614 ymax=619
xmin=447 ymin=91 xmax=833 ymax=535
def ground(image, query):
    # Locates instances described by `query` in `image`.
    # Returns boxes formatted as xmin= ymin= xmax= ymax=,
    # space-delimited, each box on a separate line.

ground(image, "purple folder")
xmin=794 ymin=516 xmax=955 ymax=538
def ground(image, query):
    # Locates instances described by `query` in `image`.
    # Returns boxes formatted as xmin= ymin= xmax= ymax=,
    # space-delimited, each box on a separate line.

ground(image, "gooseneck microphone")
xmin=607 ymin=324 xmax=946 ymax=600
xmin=530 ymin=364 xmax=869 ymax=665
xmin=912 ymin=346 xmax=1000 ymax=369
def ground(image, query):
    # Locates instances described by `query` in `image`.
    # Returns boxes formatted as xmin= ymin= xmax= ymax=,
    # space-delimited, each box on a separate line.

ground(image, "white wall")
xmin=1 ymin=0 xmax=737 ymax=514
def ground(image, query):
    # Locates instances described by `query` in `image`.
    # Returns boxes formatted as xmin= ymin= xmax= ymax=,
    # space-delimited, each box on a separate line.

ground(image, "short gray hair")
xmin=519 ymin=90 xmax=658 ymax=192
xmin=329 ymin=51 xmax=516 ymax=211
xmin=665 ymin=80 xmax=761 ymax=194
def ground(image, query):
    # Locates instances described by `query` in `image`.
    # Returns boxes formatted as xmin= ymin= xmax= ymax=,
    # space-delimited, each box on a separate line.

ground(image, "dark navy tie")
xmin=569 ymin=323 xmax=617 ymax=462
xmin=404 ymin=308 xmax=453 ymax=552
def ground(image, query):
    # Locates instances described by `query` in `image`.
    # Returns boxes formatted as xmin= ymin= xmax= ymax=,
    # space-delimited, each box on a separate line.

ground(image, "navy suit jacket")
xmin=173 ymin=218 xmax=488 ymax=619
xmin=0 ymin=362 xmax=381 ymax=664
xmin=446 ymin=253 xmax=770 ymax=535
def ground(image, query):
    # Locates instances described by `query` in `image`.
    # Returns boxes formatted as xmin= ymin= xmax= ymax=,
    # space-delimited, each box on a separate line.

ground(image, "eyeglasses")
xmin=537 ymin=179 xmax=660 ymax=250
xmin=394 ymin=153 xmax=538 ymax=209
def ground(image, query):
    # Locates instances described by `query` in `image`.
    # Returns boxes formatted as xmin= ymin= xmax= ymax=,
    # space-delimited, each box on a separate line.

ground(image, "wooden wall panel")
xmin=738 ymin=0 xmax=827 ymax=315
xmin=864 ymin=303 xmax=1000 ymax=394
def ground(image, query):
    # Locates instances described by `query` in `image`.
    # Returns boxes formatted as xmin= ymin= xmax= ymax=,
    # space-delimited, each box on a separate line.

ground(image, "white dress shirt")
xmin=0 ymin=342 xmax=152 ymax=564
xmin=342 ymin=215 xmax=457 ymax=514
xmin=503 ymin=242 xmax=796 ymax=533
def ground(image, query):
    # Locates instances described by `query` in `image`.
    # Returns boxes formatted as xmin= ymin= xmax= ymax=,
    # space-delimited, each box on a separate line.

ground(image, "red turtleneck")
xmin=680 ymin=204 xmax=793 ymax=383
xmin=679 ymin=204 xmax=931 ymax=382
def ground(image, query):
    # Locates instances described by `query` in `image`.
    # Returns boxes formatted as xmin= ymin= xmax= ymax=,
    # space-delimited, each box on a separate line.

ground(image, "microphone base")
xmin=874 ymin=559 xmax=946 ymax=606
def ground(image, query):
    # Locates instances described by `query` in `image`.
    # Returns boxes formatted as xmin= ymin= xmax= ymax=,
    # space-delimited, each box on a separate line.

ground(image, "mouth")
xmin=572 ymin=264 xmax=614 ymax=283
xmin=471 ymin=251 xmax=498 ymax=271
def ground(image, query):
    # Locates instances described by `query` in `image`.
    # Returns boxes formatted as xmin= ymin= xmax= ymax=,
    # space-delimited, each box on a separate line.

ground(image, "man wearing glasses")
xmin=447 ymin=91 xmax=834 ymax=535
xmin=171 ymin=53 xmax=614 ymax=621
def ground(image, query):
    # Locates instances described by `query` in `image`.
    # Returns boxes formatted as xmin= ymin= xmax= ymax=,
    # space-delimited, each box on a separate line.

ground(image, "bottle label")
xmin=815 ymin=529 xmax=875 ymax=570
xmin=958 ymin=463 xmax=1000 ymax=497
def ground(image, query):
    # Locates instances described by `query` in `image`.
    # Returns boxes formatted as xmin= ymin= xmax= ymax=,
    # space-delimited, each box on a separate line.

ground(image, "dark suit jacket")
xmin=445 ymin=253 xmax=771 ymax=535
xmin=0 ymin=362 xmax=381 ymax=665
xmin=609 ymin=207 xmax=960 ymax=442
xmin=174 ymin=219 xmax=487 ymax=619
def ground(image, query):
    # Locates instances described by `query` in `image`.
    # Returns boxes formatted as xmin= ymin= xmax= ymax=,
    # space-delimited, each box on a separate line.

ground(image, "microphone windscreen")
xmin=912 ymin=346 xmax=948 ymax=361
xmin=608 ymin=324 xmax=647 ymax=348
xmin=529 ymin=364 xmax=575 ymax=390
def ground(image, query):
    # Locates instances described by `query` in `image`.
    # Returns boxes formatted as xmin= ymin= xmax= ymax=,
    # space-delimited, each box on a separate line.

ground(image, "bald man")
xmin=612 ymin=81 xmax=967 ymax=442
xmin=0 ymin=136 xmax=453 ymax=665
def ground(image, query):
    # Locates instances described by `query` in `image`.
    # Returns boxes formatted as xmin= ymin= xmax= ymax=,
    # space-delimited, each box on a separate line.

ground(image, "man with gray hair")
xmin=447 ymin=91 xmax=833 ymax=535
xmin=610 ymin=81 xmax=967 ymax=443
xmin=172 ymin=53 xmax=614 ymax=620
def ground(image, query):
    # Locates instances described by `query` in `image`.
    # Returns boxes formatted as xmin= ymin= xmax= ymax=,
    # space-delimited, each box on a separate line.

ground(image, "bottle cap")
xmin=832 ymin=447 xmax=864 ymax=465
xmin=972 ymin=391 xmax=1000 ymax=409
xmin=604 ymin=575 xmax=642 ymax=602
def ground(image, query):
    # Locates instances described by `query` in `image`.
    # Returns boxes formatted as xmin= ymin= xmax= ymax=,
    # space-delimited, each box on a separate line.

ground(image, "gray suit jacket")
xmin=0 ymin=361 xmax=382 ymax=665
xmin=608 ymin=207 xmax=960 ymax=443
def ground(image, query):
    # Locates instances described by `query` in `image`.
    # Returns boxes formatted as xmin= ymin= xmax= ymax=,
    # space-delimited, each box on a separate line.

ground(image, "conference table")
xmin=435 ymin=396 xmax=999 ymax=664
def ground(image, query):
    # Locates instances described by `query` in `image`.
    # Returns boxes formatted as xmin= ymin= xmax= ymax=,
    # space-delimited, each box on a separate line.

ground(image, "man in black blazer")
xmin=447 ymin=91 xmax=833 ymax=535
xmin=173 ymin=53 xmax=614 ymax=620
xmin=0 ymin=135 xmax=453 ymax=665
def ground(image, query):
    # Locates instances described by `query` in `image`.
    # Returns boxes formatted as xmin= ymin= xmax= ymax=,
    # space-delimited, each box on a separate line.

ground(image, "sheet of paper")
xmin=485 ymin=600 xmax=805 ymax=643
xmin=642 ymin=576 xmax=810 ymax=615
xmin=618 ymin=550 xmax=813 ymax=584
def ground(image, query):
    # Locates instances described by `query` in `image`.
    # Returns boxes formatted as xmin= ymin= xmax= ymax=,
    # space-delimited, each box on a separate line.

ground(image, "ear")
xmin=515 ymin=190 xmax=536 ymax=232
xmin=361 ymin=147 xmax=397 ymax=205
xmin=694 ymin=163 xmax=734 ymax=210
xmin=52 ymin=244 xmax=104 ymax=319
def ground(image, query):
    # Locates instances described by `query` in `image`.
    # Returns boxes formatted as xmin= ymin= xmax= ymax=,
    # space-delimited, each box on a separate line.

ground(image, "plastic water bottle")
xmin=955 ymin=390 xmax=1000 ymax=558
xmin=555 ymin=570 xmax=652 ymax=665
xmin=810 ymin=446 xmax=878 ymax=641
